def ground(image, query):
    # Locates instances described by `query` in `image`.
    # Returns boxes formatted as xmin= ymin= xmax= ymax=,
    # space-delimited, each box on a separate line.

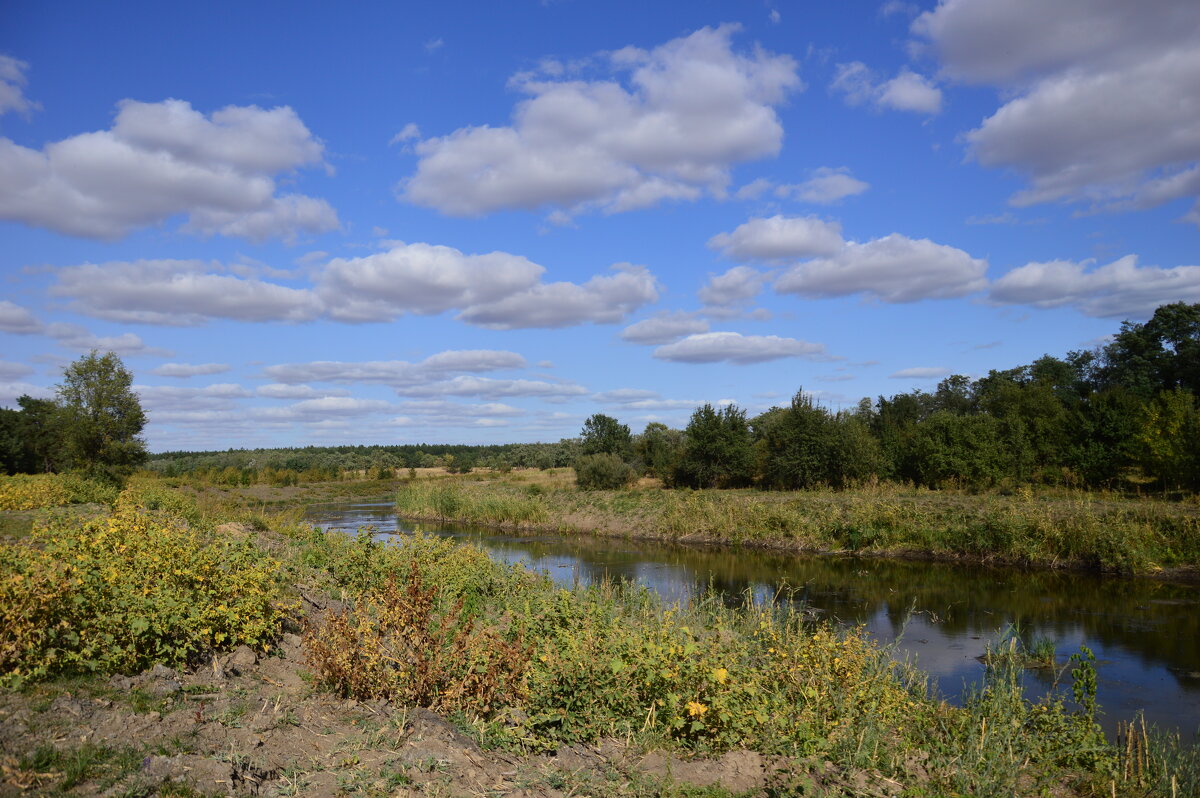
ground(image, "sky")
xmin=1 ymin=0 xmax=1198 ymax=452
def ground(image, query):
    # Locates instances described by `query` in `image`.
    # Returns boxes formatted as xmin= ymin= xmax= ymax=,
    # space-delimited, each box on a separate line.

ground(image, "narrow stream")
xmin=305 ymin=498 xmax=1200 ymax=737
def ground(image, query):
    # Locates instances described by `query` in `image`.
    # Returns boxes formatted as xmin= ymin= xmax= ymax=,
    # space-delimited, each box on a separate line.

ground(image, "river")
xmin=304 ymin=498 xmax=1200 ymax=737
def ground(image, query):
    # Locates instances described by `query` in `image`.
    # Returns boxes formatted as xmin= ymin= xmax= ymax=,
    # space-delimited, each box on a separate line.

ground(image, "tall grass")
xmin=393 ymin=475 xmax=1200 ymax=574
xmin=394 ymin=480 xmax=549 ymax=527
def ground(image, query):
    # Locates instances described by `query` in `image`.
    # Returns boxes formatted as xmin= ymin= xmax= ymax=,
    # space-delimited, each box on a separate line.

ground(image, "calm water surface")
xmin=305 ymin=498 xmax=1200 ymax=737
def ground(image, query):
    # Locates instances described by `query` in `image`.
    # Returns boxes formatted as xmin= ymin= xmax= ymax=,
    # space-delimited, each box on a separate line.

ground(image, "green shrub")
xmin=0 ymin=493 xmax=289 ymax=685
xmin=574 ymin=453 xmax=638 ymax=490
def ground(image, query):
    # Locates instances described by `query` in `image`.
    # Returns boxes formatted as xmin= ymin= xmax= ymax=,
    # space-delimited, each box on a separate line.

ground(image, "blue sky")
xmin=1 ymin=0 xmax=1198 ymax=451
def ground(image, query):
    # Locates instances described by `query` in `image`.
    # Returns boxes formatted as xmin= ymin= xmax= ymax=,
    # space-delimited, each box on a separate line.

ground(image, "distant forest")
xmin=6 ymin=303 xmax=1199 ymax=493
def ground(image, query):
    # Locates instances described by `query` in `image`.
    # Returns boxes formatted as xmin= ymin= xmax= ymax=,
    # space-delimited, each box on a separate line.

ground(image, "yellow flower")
xmin=712 ymin=667 xmax=728 ymax=684
xmin=686 ymin=701 xmax=708 ymax=717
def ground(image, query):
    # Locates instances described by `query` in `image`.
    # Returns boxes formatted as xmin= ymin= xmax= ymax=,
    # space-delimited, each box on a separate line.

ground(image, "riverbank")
xmin=390 ymin=470 xmax=1200 ymax=579
xmin=4 ymin=477 xmax=1199 ymax=796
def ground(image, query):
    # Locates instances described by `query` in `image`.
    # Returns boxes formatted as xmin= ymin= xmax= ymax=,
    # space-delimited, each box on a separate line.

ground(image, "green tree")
xmin=56 ymin=351 xmax=147 ymax=482
xmin=633 ymin=422 xmax=683 ymax=481
xmin=674 ymin=404 xmax=755 ymax=489
xmin=752 ymin=392 xmax=832 ymax=490
xmin=579 ymin=414 xmax=632 ymax=458
xmin=1135 ymin=388 xmax=1200 ymax=490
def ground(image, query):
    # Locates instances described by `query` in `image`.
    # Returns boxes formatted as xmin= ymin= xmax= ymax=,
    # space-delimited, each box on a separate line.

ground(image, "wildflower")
xmin=686 ymin=701 xmax=708 ymax=717
xmin=712 ymin=667 xmax=728 ymax=684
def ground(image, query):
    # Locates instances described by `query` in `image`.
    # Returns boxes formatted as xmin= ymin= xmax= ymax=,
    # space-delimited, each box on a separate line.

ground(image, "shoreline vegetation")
xmin=1 ymin=474 xmax=1199 ymax=795
xmin=390 ymin=469 xmax=1200 ymax=581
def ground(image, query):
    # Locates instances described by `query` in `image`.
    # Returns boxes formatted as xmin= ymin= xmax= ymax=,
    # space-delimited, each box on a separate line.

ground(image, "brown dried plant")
xmin=304 ymin=561 xmax=529 ymax=717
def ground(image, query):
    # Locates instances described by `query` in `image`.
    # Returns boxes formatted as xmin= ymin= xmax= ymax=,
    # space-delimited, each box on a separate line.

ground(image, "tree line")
xmin=0 ymin=352 xmax=147 ymax=484
xmin=576 ymin=302 xmax=1200 ymax=493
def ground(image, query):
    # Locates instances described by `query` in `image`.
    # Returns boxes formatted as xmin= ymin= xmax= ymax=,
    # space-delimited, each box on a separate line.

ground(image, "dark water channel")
xmin=305 ymin=498 xmax=1200 ymax=737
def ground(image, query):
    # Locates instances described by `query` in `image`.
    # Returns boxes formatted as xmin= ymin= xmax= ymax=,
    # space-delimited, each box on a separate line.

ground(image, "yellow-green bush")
xmin=0 ymin=473 xmax=119 ymax=511
xmin=0 ymin=495 xmax=289 ymax=685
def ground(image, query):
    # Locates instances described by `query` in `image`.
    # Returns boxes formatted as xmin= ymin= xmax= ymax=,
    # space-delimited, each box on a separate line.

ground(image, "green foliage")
xmin=575 ymin=452 xmax=638 ymax=490
xmin=579 ymin=413 xmax=633 ymax=458
xmin=634 ymin=422 xmax=683 ymax=481
xmin=674 ymin=404 xmax=755 ymax=489
xmin=394 ymin=479 xmax=549 ymax=528
xmin=0 ymin=472 xmax=118 ymax=510
xmin=55 ymin=351 xmax=147 ymax=483
xmin=0 ymin=488 xmax=288 ymax=684
xmin=1135 ymin=388 xmax=1200 ymax=489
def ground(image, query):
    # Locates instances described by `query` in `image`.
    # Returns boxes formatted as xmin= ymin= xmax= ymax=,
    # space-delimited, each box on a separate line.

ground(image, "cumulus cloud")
xmin=594 ymin=388 xmax=699 ymax=410
xmin=0 ymin=360 xmax=34 ymax=381
xmin=914 ymin=0 xmax=1200 ymax=222
xmin=393 ymin=400 xmax=523 ymax=423
xmin=620 ymin=312 xmax=710 ymax=345
xmin=989 ymin=255 xmax=1200 ymax=318
xmin=775 ymin=167 xmax=870 ymax=204
xmin=45 ymin=323 xmax=172 ymax=357
xmin=401 ymin=25 xmax=801 ymax=218
xmin=653 ymin=331 xmax=830 ymax=364
xmin=774 ymin=233 xmax=988 ymax=302
xmin=394 ymin=376 xmax=589 ymax=399
xmin=135 ymin=384 xmax=253 ymax=417
xmin=0 ymin=381 xmax=51 ymax=405
xmin=708 ymin=215 xmax=844 ymax=260
xmin=0 ymin=98 xmax=338 ymax=241
xmin=456 ymin=264 xmax=660 ymax=329
xmin=256 ymin=397 xmax=392 ymax=421
xmin=52 ymin=260 xmax=321 ymax=325
xmin=256 ymin=384 xmax=351 ymax=399
xmin=319 ymin=244 xmax=658 ymax=327
xmin=698 ymin=266 xmax=766 ymax=307
xmin=0 ymin=300 xmax=44 ymax=334
xmin=0 ymin=55 xmax=38 ymax=117
xmin=51 ymin=245 xmax=658 ymax=330
xmin=889 ymin=367 xmax=950 ymax=379
xmin=264 ymin=350 xmax=525 ymax=386
xmin=831 ymin=62 xmax=942 ymax=114
xmin=150 ymin=362 xmax=231 ymax=378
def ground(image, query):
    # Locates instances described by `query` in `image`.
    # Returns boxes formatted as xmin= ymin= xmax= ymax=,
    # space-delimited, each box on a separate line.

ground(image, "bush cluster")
xmin=0 ymin=472 xmax=119 ymax=511
xmin=0 ymin=487 xmax=288 ymax=685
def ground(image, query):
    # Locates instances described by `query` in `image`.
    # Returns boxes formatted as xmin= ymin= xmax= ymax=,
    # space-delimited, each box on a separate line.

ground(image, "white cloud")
xmin=708 ymin=215 xmax=844 ymax=260
xmin=256 ymin=384 xmax=351 ymax=399
xmin=135 ymin=383 xmax=253 ymax=415
xmin=774 ymin=233 xmax=988 ymax=302
xmin=0 ymin=300 xmax=44 ymax=334
xmin=698 ymin=266 xmax=766 ymax=307
xmin=620 ymin=312 xmax=710 ymax=345
xmin=0 ymin=360 xmax=34 ymax=381
xmin=0 ymin=55 xmax=38 ymax=117
xmin=264 ymin=350 xmax=526 ymax=385
xmin=53 ymin=259 xmax=321 ymax=325
xmin=401 ymin=25 xmax=801 ymax=218
xmin=46 ymin=323 xmax=173 ymax=357
xmin=889 ymin=367 xmax=950 ymax=379
xmin=150 ymin=362 xmax=230 ymax=378
xmin=915 ymin=0 xmax=1200 ymax=222
xmin=390 ymin=123 xmax=421 ymax=145
xmin=259 ymin=397 xmax=392 ymax=420
xmin=320 ymin=244 xmax=657 ymax=328
xmin=653 ymin=331 xmax=830 ymax=364
xmin=775 ymin=167 xmax=870 ymax=204
xmin=989 ymin=255 xmax=1200 ymax=318
xmin=394 ymin=400 xmax=522 ymax=419
xmin=457 ymin=264 xmax=659 ymax=329
xmin=0 ymin=99 xmax=337 ymax=241
xmin=831 ymin=62 xmax=942 ymax=114
xmin=0 ymin=381 xmax=51 ymax=406
xmin=394 ymin=376 xmax=588 ymax=399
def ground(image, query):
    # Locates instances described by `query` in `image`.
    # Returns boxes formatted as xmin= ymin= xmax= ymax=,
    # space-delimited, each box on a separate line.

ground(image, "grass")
xmin=391 ymin=470 xmax=1200 ymax=576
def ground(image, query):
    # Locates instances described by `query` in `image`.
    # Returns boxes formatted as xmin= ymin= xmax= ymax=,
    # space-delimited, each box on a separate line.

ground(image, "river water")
xmin=304 ymin=498 xmax=1200 ymax=737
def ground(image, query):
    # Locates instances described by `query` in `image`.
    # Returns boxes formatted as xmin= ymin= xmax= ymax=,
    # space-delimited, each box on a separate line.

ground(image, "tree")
xmin=56 ymin=351 xmax=147 ymax=482
xmin=634 ymin=422 xmax=683 ymax=481
xmin=579 ymin=414 xmax=632 ymax=458
xmin=673 ymin=404 xmax=755 ymax=489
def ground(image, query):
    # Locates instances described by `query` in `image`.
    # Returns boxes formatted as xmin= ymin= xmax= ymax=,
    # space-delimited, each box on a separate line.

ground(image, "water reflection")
xmin=305 ymin=499 xmax=1200 ymax=735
